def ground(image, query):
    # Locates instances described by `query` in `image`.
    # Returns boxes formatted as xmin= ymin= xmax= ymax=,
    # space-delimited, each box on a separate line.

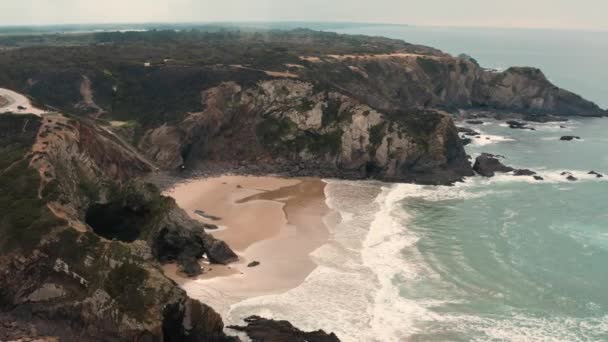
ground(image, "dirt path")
xmin=0 ymin=88 xmax=47 ymax=116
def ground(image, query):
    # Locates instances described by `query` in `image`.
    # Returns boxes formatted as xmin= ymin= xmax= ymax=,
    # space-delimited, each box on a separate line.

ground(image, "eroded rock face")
xmin=308 ymin=56 xmax=605 ymax=117
xmin=473 ymin=153 xmax=514 ymax=177
xmin=139 ymin=80 xmax=474 ymax=184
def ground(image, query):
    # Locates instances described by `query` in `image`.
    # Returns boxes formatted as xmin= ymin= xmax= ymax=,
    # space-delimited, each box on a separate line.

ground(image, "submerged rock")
xmin=533 ymin=175 xmax=545 ymax=181
xmin=473 ymin=153 xmax=514 ymax=177
xmin=560 ymin=136 xmax=580 ymax=141
xmin=466 ymin=120 xmax=484 ymax=125
xmin=247 ymin=261 xmax=260 ymax=268
xmin=228 ymin=315 xmax=341 ymax=342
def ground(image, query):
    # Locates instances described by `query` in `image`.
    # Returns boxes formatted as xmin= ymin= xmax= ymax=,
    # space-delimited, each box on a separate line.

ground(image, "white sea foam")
xmin=221 ymin=169 xmax=606 ymax=341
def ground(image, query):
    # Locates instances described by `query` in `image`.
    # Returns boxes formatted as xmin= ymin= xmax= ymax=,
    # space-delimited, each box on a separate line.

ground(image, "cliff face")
xmin=0 ymin=113 xmax=237 ymax=341
xmin=138 ymin=79 xmax=473 ymax=184
xmin=304 ymin=54 xmax=606 ymax=116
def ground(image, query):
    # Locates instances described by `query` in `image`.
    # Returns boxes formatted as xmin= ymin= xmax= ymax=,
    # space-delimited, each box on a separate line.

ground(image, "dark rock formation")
xmin=560 ymin=136 xmax=581 ymax=141
xmin=466 ymin=120 xmax=484 ymax=125
xmin=534 ymin=175 xmax=545 ymax=181
xmin=228 ymin=316 xmax=340 ymax=342
xmin=0 ymin=113 xmax=237 ymax=341
xmin=506 ymin=120 xmax=535 ymax=130
xmin=473 ymin=153 xmax=514 ymax=177
xmin=248 ymin=261 xmax=260 ymax=268
xmin=589 ymin=171 xmax=604 ymax=178
xmin=204 ymin=238 xmax=239 ymax=265
xmin=139 ymin=81 xmax=474 ymax=185
xmin=457 ymin=127 xmax=481 ymax=137
xmin=513 ymin=169 xmax=537 ymax=176
xmin=461 ymin=137 xmax=472 ymax=146
xmin=561 ymin=172 xmax=578 ymax=181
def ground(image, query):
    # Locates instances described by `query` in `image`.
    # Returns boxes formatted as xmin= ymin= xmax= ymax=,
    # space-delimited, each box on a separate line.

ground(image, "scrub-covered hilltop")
xmin=0 ymin=28 xmax=603 ymax=184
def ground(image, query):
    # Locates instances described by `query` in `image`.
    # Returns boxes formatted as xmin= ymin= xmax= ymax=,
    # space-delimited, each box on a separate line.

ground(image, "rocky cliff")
xmin=1 ymin=29 xmax=603 ymax=185
xmin=138 ymin=79 xmax=473 ymax=184
xmin=0 ymin=113 xmax=238 ymax=341
xmin=303 ymin=54 xmax=605 ymax=117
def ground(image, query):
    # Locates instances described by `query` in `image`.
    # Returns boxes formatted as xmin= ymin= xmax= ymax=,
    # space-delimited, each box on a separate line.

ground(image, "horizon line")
xmin=0 ymin=20 xmax=607 ymax=33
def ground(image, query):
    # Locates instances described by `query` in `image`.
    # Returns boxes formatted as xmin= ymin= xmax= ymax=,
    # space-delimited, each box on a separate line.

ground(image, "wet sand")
xmin=163 ymin=175 xmax=331 ymax=315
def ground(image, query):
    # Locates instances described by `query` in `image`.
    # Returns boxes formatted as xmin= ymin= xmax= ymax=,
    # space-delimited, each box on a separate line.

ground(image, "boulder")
xmin=203 ymin=238 xmax=239 ymax=265
xmin=473 ymin=153 xmax=514 ymax=177
xmin=560 ymin=136 xmax=580 ymax=141
xmin=247 ymin=261 xmax=260 ymax=268
xmin=178 ymin=257 xmax=203 ymax=277
xmin=466 ymin=120 xmax=484 ymax=125
xmin=533 ymin=175 xmax=544 ymax=181
xmin=228 ymin=316 xmax=341 ymax=342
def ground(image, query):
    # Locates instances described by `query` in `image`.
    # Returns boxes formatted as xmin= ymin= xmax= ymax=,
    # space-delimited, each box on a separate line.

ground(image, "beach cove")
xmin=162 ymin=175 xmax=334 ymax=316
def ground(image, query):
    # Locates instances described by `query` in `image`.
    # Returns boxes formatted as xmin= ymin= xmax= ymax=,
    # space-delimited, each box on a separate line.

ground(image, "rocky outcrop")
xmin=561 ymin=135 xmax=581 ymax=141
xmin=589 ymin=171 xmax=604 ymax=178
xmin=228 ymin=316 xmax=340 ymax=342
xmin=0 ymin=113 xmax=237 ymax=341
xmin=139 ymin=80 xmax=473 ymax=184
xmin=506 ymin=120 xmax=535 ymax=130
xmin=304 ymin=55 xmax=606 ymax=118
xmin=473 ymin=153 xmax=514 ymax=177
xmin=512 ymin=169 xmax=537 ymax=176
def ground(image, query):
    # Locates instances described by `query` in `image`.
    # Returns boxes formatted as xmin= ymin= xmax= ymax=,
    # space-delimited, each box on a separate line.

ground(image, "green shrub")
xmin=104 ymin=262 xmax=151 ymax=320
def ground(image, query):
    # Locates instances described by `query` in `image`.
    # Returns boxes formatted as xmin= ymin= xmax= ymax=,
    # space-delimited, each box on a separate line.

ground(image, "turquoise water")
xmin=325 ymin=25 xmax=608 ymax=340
xmin=395 ymin=118 xmax=608 ymax=341
xmin=223 ymin=24 xmax=608 ymax=341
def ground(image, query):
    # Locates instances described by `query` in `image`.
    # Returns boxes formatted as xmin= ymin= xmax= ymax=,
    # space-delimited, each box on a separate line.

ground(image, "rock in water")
xmin=473 ymin=153 xmax=514 ymax=177
xmin=466 ymin=120 xmax=484 ymax=125
xmin=533 ymin=175 xmax=545 ymax=181
xmin=458 ymin=127 xmax=480 ymax=136
xmin=560 ymin=136 xmax=581 ymax=141
xmin=461 ymin=137 xmax=473 ymax=146
xmin=506 ymin=120 xmax=536 ymax=130
xmin=228 ymin=316 xmax=341 ymax=342
xmin=513 ymin=169 xmax=537 ymax=176
xmin=248 ymin=261 xmax=260 ymax=268
xmin=588 ymin=171 xmax=604 ymax=178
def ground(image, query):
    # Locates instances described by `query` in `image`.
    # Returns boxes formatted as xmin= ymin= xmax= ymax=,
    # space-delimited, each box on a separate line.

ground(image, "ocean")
xmin=225 ymin=25 xmax=608 ymax=341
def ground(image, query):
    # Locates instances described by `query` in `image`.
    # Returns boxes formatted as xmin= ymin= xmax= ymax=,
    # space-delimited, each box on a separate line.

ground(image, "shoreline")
xmin=162 ymin=175 xmax=333 ymax=316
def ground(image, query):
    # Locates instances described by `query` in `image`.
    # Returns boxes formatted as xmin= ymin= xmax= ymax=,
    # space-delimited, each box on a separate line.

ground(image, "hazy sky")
xmin=2 ymin=0 xmax=607 ymax=30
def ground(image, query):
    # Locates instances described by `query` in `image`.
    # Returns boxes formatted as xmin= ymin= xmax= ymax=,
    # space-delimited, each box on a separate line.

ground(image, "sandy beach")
xmin=163 ymin=175 xmax=331 ymax=315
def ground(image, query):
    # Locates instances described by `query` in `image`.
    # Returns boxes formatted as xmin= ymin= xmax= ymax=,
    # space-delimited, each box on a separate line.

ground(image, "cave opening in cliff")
xmin=85 ymin=203 xmax=144 ymax=242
